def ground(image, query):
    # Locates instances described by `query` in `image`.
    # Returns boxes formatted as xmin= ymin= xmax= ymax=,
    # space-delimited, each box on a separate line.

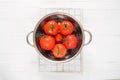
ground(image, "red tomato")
xmin=59 ymin=20 xmax=74 ymax=35
xmin=39 ymin=35 xmax=55 ymax=50
xmin=63 ymin=35 xmax=78 ymax=49
xmin=55 ymin=34 xmax=63 ymax=43
xmin=52 ymin=44 xmax=67 ymax=58
xmin=58 ymin=22 xmax=61 ymax=26
xmin=44 ymin=20 xmax=59 ymax=35
xmin=57 ymin=22 xmax=61 ymax=33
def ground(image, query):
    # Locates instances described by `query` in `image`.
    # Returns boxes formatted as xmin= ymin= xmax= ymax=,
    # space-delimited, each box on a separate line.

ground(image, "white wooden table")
xmin=0 ymin=0 xmax=120 ymax=80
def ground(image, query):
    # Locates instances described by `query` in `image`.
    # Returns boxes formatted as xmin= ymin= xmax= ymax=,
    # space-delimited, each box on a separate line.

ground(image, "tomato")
xmin=55 ymin=34 xmax=63 ymax=43
xmin=44 ymin=20 xmax=59 ymax=35
xmin=39 ymin=35 xmax=55 ymax=50
xmin=59 ymin=20 xmax=74 ymax=35
xmin=52 ymin=44 xmax=67 ymax=58
xmin=58 ymin=22 xmax=61 ymax=26
xmin=63 ymin=35 xmax=78 ymax=49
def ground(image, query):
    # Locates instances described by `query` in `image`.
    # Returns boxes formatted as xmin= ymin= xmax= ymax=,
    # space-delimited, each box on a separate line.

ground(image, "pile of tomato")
xmin=39 ymin=20 xmax=78 ymax=58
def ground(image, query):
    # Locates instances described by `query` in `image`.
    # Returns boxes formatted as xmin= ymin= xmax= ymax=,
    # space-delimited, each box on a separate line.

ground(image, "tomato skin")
xmin=44 ymin=20 xmax=59 ymax=35
xmin=39 ymin=35 xmax=55 ymax=50
xmin=60 ymin=20 xmax=74 ymax=35
xmin=55 ymin=34 xmax=63 ymax=43
xmin=52 ymin=44 xmax=67 ymax=58
xmin=63 ymin=35 xmax=78 ymax=49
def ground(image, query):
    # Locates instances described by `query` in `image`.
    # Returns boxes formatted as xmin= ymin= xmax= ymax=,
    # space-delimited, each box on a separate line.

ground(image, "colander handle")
xmin=83 ymin=29 xmax=92 ymax=46
xmin=26 ymin=31 xmax=35 ymax=47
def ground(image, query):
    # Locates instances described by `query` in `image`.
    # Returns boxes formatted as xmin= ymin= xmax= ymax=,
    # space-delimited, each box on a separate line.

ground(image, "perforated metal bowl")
xmin=26 ymin=12 xmax=92 ymax=63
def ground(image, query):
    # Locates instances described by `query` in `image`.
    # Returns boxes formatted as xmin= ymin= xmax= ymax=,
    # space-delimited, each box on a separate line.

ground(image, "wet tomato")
xmin=39 ymin=35 xmax=55 ymax=50
xmin=63 ymin=35 xmax=78 ymax=49
xmin=59 ymin=20 xmax=74 ymax=35
xmin=55 ymin=34 xmax=63 ymax=43
xmin=52 ymin=44 xmax=67 ymax=58
xmin=44 ymin=20 xmax=59 ymax=35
